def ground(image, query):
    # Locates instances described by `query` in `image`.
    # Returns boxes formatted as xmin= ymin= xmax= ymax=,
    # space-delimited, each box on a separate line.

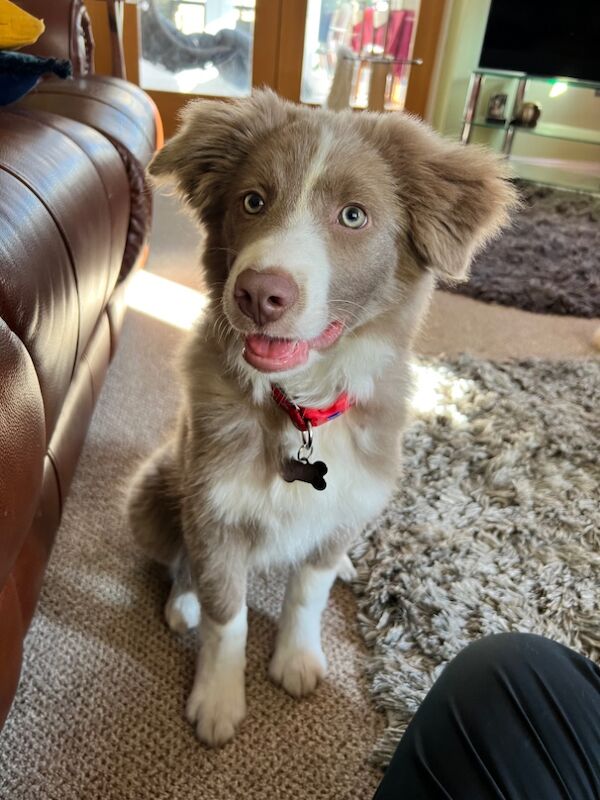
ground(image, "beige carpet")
xmin=0 ymin=191 xmax=597 ymax=800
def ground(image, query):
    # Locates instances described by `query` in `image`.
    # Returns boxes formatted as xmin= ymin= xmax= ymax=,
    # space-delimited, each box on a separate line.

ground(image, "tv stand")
xmin=460 ymin=69 xmax=600 ymax=191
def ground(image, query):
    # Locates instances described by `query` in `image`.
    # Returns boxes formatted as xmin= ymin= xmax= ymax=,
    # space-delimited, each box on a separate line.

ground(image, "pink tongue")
xmin=244 ymin=335 xmax=310 ymax=372
xmin=246 ymin=335 xmax=300 ymax=359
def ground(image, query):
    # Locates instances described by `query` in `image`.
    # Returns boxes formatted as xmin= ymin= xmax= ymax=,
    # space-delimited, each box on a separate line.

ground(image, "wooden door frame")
xmin=405 ymin=0 xmax=447 ymax=118
xmin=86 ymin=0 xmax=140 ymax=83
xmin=272 ymin=0 xmax=307 ymax=101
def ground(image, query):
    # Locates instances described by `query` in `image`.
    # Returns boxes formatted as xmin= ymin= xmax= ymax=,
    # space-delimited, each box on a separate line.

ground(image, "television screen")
xmin=479 ymin=0 xmax=600 ymax=83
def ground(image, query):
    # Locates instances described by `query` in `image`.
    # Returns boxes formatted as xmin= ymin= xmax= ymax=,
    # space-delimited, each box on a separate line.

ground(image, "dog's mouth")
xmin=243 ymin=321 xmax=344 ymax=373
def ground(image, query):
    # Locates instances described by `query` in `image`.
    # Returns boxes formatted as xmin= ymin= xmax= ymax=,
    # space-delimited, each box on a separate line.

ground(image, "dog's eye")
xmin=243 ymin=192 xmax=265 ymax=215
xmin=338 ymin=205 xmax=367 ymax=229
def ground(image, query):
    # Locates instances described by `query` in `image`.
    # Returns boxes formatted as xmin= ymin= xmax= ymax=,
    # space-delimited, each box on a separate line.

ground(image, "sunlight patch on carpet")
xmin=410 ymin=362 xmax=471 ymax=426
xmin=126 ymin=270 xmax=208 ymax=330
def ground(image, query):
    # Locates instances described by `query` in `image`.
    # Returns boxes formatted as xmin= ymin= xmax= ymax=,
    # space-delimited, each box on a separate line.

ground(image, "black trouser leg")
xmin=373 ymin=633 xmax=600 ymax=800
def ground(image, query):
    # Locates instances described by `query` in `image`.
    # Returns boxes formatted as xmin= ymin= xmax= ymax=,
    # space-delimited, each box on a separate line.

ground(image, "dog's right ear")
xmin=363 ymin=113 xmax=519 ymax=283
xmin=148 ymin=90 xmax=290 ymax=221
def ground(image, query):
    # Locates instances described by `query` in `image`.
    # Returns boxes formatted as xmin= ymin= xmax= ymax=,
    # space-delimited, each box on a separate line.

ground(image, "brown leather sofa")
xmin=0 ymin=0 xmax=162 ymax=728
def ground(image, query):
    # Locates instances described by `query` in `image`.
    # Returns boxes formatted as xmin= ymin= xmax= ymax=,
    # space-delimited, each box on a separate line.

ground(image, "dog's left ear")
xmin=371 ymin=114 xmax=520 ymax=281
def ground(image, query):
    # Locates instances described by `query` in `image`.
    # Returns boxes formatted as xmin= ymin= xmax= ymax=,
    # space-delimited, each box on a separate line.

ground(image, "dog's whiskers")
xmin=329 ymin=298 xmax=365 ymax=310
xmin=217 ymin=318 xmax=231 ymax=346
xmin=328 ymin=301 xmax=362 ymax=327
xmin=211 ymin=312 xmax=231 ymax=346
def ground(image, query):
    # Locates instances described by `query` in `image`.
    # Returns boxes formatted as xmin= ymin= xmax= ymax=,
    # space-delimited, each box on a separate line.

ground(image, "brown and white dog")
xmin=128 ymin=90 xmax=517 ymax=747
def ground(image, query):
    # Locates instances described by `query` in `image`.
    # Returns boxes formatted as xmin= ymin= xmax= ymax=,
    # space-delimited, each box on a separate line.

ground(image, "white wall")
xmin=430 ymin=0 xmax=490 ymax=137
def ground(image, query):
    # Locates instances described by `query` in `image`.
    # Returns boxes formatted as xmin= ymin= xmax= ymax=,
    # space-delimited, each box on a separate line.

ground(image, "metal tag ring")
xmin=297 ymin=420 xmax=314 ymax=462
xmin=301 ymin=421 xmax=313 ymax=449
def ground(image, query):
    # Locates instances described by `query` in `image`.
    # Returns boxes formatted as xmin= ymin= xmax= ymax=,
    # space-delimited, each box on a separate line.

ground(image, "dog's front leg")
xmin=184 ymin=535 xmax=248 ymax=747
xmin=269 ymin=560 xmax=338 ymax=698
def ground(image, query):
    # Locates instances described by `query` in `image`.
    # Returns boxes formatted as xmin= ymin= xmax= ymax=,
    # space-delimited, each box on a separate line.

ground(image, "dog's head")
xmin=150 ymin=90 xmax=517 ymax=380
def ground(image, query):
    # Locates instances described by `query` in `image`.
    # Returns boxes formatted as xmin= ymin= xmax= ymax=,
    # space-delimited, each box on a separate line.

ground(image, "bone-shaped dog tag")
xmin=281 ymin=458 xmax=328 ymax=491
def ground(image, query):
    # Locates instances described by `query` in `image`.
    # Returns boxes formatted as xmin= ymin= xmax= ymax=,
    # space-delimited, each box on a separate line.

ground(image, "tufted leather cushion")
xmin=0 ymin=106 xmax=140 ymax=729
xmin=0 ymin=166 xmax=78 ymax=443
xmin=0 ymin=111 xmax=129 ymax=421
xmin=0 ymin=319 xmax=45 ymax=729
xmin=22 ymin=76 xmax=162 ymax=277
xmin=23 ymin=76 xmax=158 ymax=168
xmin=0 ymin=322 xmax=45 ymax=591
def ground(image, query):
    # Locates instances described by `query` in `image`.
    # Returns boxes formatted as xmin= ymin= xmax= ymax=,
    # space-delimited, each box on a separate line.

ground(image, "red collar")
xmin=272 ymin=385 xmax=353 ymax=432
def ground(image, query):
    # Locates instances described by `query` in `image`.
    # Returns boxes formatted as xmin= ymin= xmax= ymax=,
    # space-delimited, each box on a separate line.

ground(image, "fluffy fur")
xmin=128 ymin=90 xmax=518 ymax=746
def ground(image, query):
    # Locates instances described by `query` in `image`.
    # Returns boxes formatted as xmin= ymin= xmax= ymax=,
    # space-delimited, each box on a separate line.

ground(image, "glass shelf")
xmin=469 ymin=121 xmax=600 ymax=147
xmin=472 ymin=68 xmax=600 ymax=93
xmin=511 ymin=160 xmax=600 ymax=194
xmin=461 ymin=68 xmax=600 ymax=191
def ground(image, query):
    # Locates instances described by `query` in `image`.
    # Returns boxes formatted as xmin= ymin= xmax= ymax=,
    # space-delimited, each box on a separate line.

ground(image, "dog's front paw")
xmin=269 ymin=645 xmax=326 ymax=698
xmin=186 ymin=671 xmax=246 ymax=747
xmin=165 ymin=590 xmax=200 ymax=635
xmin=336 ymin=553 xmax=357 ymax=583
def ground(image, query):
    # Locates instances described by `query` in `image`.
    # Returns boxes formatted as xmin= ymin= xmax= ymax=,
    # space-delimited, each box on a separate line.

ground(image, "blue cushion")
xmin=0 ymin=50 xmax=71 ymax=106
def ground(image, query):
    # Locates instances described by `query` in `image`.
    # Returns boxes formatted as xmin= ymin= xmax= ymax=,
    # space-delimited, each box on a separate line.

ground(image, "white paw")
xmin=186 ymin=670 xmax=246 ymax=747
xmin=165 ymin=591 xmax=200 ymax=635
xmin=269 ymin=645 xmax=327 ymax=698
xmin=336 ymin=554 xmax=357 ymax=583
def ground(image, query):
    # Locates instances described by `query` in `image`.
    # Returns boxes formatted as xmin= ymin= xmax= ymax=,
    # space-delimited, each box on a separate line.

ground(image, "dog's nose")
xmin=234 ymin=269 xmax=299 ymax=327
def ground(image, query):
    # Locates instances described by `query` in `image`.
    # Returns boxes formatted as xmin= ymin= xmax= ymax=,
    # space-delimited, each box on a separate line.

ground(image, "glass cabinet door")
xmin=301 ymin=0 xmax=421 ymax=110
xmin=139 ymin=0 xmax=256 ymax=97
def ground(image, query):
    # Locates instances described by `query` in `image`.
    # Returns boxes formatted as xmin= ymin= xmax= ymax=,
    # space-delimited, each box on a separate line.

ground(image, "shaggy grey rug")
xmin=445 ymin=182 xmax=600 ymax=317
xmin=352 ymin=354 xmax=600 ymax=767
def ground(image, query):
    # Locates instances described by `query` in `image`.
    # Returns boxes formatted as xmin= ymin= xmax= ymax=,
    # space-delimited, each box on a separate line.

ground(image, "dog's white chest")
xmin=207 ymin=419 xmax=396 ymax=569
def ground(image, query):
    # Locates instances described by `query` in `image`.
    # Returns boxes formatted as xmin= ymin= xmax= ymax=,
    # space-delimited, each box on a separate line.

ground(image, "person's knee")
xmin=441 ymin=632 xmax=562 ymax=690
xmin=462 ymin=631 xmax=551 ymax=663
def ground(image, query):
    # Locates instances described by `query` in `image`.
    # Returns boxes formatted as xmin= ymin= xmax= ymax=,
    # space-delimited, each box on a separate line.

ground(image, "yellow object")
xmin=0 ymin=0 xmax=45 ymax=50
